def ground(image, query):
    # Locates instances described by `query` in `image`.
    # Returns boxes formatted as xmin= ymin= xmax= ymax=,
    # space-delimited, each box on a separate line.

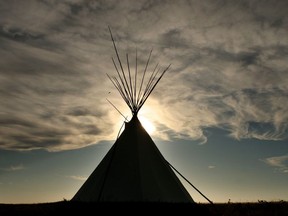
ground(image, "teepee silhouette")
xmin=72 ymin=27 xmax=194 ymax=203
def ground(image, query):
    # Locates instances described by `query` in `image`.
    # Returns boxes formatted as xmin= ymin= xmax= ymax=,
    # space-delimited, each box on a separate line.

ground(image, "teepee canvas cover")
xmin=72 ymin=28 xmax=194 ymax=203
xmin=72 ymin=115 xmax=193 ymax=202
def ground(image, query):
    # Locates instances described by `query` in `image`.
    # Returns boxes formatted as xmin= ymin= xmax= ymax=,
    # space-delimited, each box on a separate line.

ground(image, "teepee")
xmin=72 ymin=28 xmax=194 ymax=203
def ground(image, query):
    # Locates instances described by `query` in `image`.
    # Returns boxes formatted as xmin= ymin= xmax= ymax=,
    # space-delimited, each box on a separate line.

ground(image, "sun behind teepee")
xmin=71 ymin=27 xmax=194 ymax=203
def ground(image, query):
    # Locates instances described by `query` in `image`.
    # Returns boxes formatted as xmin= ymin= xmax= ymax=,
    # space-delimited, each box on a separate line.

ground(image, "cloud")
xmin=0 ymin=164 xmax=25 ymax=172
xmin=0 ymin=0 xmax=288 ymax=151
xmin=66 ymin=175 xmax=87 ymax=181
xmin=262 ymin=155 xmax=288 ymax=173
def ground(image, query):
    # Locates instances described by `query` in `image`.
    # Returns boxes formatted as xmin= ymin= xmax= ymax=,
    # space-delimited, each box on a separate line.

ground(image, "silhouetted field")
xmin=0 ymin=200 xmax=287 ymax=215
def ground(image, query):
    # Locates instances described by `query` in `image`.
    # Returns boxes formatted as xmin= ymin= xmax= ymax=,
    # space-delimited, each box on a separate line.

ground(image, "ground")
xmin=0 ymin=201 xmax=287 ymax=216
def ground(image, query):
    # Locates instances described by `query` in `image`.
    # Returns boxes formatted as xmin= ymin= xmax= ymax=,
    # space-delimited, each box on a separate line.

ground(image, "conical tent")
xmin=72 ymin=115 xmax=193 ymax=202
xmin=72 ymin=28 xmax=194 ymax=203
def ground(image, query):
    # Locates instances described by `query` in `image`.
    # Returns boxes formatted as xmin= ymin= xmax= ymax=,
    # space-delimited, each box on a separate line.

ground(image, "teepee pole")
xmin=166 ymin=160 xmax=214 ymax=204
xmin=107 ymin=26 xmax=170 ymax=116
xmin=109 ymin=27 xmax=134 ymax=106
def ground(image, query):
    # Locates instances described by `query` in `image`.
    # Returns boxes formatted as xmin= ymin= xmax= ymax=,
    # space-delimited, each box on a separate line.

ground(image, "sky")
xmin=0 ymin=0 xmax=288 ymax=204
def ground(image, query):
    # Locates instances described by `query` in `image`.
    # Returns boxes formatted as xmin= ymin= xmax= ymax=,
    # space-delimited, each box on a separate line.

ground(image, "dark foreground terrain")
xmin=0 ymin=200 xmax=287 ymax=216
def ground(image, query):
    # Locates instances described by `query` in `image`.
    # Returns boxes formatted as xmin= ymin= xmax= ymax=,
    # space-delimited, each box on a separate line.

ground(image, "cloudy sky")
xmin=0 ymin=0 xmax=287 ymax=203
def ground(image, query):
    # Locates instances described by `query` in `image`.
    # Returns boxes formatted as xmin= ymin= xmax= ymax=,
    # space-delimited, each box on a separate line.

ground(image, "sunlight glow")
xmin=139 ymin=116 xmax=156 ymax=134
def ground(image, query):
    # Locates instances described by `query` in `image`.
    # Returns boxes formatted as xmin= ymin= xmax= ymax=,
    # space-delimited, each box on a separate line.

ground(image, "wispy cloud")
xmin=0 ymin=0 xmax=287 ymax=151
xmin=66 ymin=175 xmax=87 ymax=181
xmin=0 ymin=164 xmax=25 ymax=172
xmin=262 ymin=155 xmax=288 ymax=173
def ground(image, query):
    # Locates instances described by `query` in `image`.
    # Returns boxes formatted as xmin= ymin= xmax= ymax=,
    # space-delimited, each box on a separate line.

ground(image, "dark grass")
xmin=0 ymin=201 xmax=287 ymax=216
xmin=206 ymin=201 xmax=288 ymax=216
